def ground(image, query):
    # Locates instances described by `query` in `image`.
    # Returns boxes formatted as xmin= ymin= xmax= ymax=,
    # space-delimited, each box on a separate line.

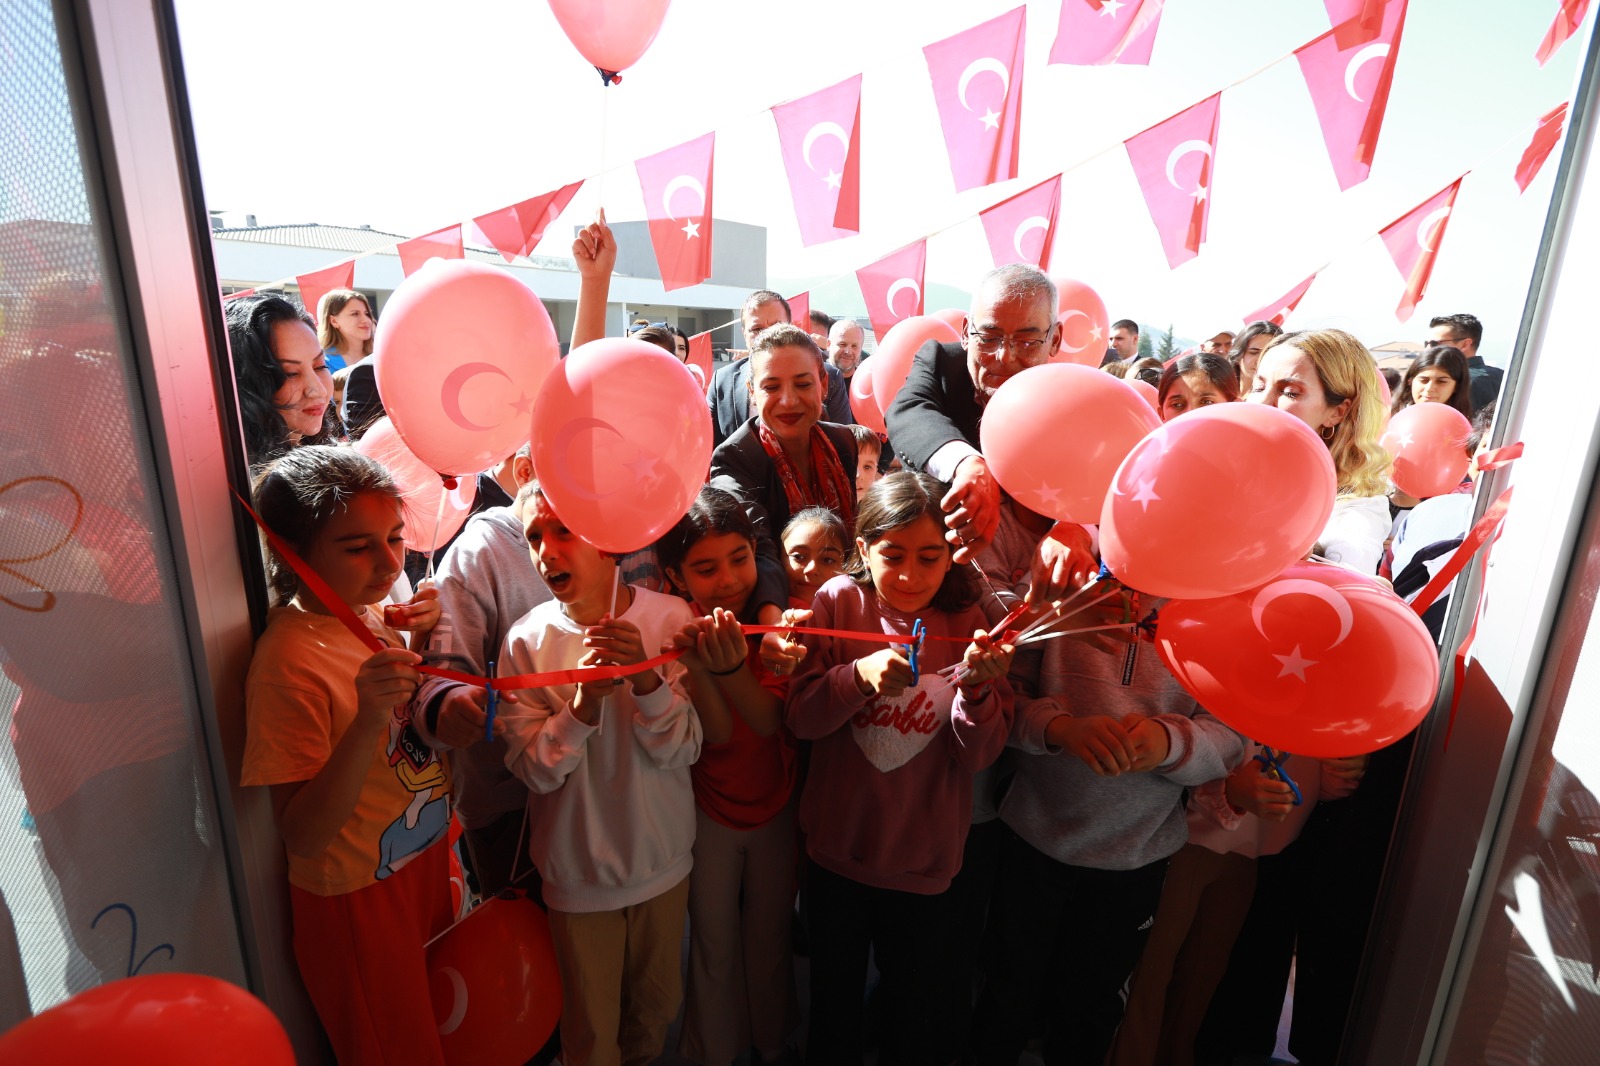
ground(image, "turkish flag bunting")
xmin=980 ymin=174 xmax=1061 ymax=270
xmin=1380 ymin=178 xmax=1462 ymax=322
xmin=397 ymin=225 xmax=464 ymax=277
xmin=1050 ymin=0 xmax=1165 ymax=66
xmin=296 ymin=259 xmax=354 ymax=317
xmin=856 ymin=240 xmax=927 ymax=342
xmin=635 ymin=132 xmax=716 ymax=292
xmin=1323 ymin=0 xmax=1392 ymax=48
xmin=1245 ymin=273 xmax=1318 ymax=327
xmin=1296 ymin=0 xmax=1408 ymax=190
xmin=924 ymin=6 xmax=1027 ymax=192
xmin=788 ymin=292 xmax=811 ymax=335
xmin=1124 ymin=93 xmax=1221 ymax=269
xmin=1515 ymin=102 xmax=1569 ymax=192
xmin=1537 ymin=0 xmax=1590 ymax=66
xmin=473 ymin=181 xmax=584 ymax=262
xmin=687 ymin=331 xmax=714 ymax=393
xmin=771 ymin=75 xmax=863 ymax=246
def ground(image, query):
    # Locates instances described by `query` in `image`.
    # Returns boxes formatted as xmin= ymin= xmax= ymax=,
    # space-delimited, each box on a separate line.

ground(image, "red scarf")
xmin=757 ymin=422 xmax=857 ymax=534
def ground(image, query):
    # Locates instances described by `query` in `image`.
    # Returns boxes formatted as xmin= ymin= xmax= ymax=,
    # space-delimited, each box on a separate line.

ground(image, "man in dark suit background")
xmin=708 ymin=290 xmax=852 ymax=446
xmin=886 ymin=264 xmax=1095 ymax=595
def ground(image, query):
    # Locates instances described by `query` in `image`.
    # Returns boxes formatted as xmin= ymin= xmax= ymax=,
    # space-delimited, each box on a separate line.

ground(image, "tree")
xmin=1156 ymin=324 xmax=1178 ymax=361
xmin=1137 ymin=330 xmax=1154 ymax=359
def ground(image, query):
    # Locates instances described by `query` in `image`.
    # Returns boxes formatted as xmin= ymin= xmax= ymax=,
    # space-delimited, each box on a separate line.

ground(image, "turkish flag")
xmin=296 ymin=259 xmax=354 ymax=317
xmin=1296 ymin=0 xmax=1407 ymax=190
xmin=1245 ymin=273 xmax=1318 ymax=326
xmin=473 ymin=181 xmax=584 ymax=262
xmin=980 ymin=174 xmax=1061 ymax=270
xmin=1323 ymin=0 xmax=1392 ymax=48
xmin=1516 ymin=101 xmax=1569 ymax=192
xmin=1380 ymin=179 xmax=1462 ymax=322
xmin=1537 ymin=0 xmax=1590 ymax=66
xmin=924 ymin=6 xmax=1027 ymax=192
xmin=772 ymin=75 xmax=862 ymax=246
xmin=687 ymin=331 xmax=714 ymax=393
xmin=1050 ymin=0 xmax=1165 ymax=66
xmin=856 ymin=241 xmax=927 ymax=342
xmin=1124 ymin=93 xmax=1221 ymax=269
xmin=788 ymin=291 xmax=811 ymax=334
xmin=635 ymin=132 xmax=715 ymax=292
xmin=397 ymin=225 xmax=464 ymax=277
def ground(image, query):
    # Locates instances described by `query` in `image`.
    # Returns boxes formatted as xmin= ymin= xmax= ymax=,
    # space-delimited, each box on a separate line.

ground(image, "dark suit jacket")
xmin=884 ymin=340 xmax=981 ymax=473
xmin=341 ymin=355 xmax=385 ymax=440
xmin=1466 ymin=356 xmax=1504 ymax=412
xmin=708 ymin=358 xmax=854 ymax=448
xmin=709 ymin=416 xmax=859 ymax=612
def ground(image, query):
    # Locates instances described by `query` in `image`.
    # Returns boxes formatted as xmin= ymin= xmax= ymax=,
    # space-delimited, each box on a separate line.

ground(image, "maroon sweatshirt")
xmin=786 ymin=575 xmax=1013 ymax=895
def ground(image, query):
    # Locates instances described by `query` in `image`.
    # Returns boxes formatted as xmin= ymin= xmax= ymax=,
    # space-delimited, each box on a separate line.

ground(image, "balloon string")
xmin=425 ymin=480 xmax=449 ymax=583
xmin=598 ymin=87 xmax=610 ymax=210
xmin=1012 ymin=586 xmax=1120 ymax=646
xmin=1014 ymin=621 xmax=1140 ymax=647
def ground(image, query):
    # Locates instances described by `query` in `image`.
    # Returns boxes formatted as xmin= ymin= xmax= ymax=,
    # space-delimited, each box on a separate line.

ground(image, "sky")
xmin=171 ymin=0 xmax=1588 ymax=364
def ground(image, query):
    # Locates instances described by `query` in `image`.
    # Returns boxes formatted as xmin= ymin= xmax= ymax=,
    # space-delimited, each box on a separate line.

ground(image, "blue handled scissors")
xmin=485 ymin=660 xmax=499 ymax=744
xmin=904 ymin=619 xmax=926 ymax=684
xmin=1254 ymin=746 xmax=1303 ymax=806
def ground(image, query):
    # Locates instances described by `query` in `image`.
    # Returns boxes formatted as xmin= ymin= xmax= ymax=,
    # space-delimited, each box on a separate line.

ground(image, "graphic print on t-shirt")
xmin=850 ymin=674 xmax=954 ymax=772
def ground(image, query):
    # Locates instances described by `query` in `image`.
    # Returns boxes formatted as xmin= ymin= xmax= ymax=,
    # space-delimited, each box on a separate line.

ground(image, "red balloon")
xmin=531 ymin=339 xmax=712 ymax=553
xmin=429 ymin=895 xmax=562 ymax=1065
xmin=868 ymin=315 xmax=961 ymax=414
xmin=1129 ymin=378 xmax=1159 ymax=411
xmin=353 ymin=417 xmax=479 ymax=552
xmin=0 ymin=974 xmax=294 ymax=1065
xmin=932 ymin=307 xmax=968 ymax=333
xmin=376 ymin=259 xmax=559 ymax=476
xmin=1381 ymin=402 xmax=1472 ymax=498
xmin=1051 ymin=277 xmax=1111 ymax=365
xmin=547 ymin=0 xmax=673 ymax=76
xmin=1155 ymin=561 xmax=1440 ymax=756
xmin=851 ymin=364 xmax=887 ymax=435
xmin=1100 ymin=403 xmax=1337 ymax=599
xmin=981 ymin=365 xmax=1159 ymax=524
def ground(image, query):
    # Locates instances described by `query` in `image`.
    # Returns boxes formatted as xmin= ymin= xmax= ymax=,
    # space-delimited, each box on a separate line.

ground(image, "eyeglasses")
xmin=965 ymin=327 xmax=1050 ymax=358
xmin=1427 ymin=336 xmax=1463 ymax=348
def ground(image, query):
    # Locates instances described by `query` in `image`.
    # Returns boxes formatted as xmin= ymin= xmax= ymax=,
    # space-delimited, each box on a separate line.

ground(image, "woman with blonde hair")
xmin=1246 ymin=327 xmax=1391 ymax=574
xmin=316 ymin=289 xmax=374 ymax=374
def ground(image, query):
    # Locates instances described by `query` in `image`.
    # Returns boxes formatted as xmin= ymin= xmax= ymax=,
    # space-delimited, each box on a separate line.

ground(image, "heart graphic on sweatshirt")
xmin=850 ymin=674 xmax=955 ymax=773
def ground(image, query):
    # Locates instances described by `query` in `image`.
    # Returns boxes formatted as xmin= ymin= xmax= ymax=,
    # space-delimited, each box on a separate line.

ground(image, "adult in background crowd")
xmin=708 ymin=291 xmax=852 ymax=446
xmin=806 ymin=308 xmax=835 ymax=350
xmin=1200 ymin=330 xmax=1235 ymax=355
xmin=1102 ymin=317 xmax=1140 ymax=367
xmin=1429 ymin=312 xmax=1501 ymax=410
xmin=316 ymin=288 xmax=374 ymax=374
xmin=226 ymin=293 xmax=338 ymax=465
xmin=1228 ymin=320 xmax=1283 ymax=391
xmin=886 ymin=264 xmax=1096 ymax=598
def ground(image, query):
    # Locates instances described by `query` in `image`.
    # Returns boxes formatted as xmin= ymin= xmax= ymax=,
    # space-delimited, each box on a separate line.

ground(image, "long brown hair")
xmin=316 ymin=289 xmax=374 ymax=358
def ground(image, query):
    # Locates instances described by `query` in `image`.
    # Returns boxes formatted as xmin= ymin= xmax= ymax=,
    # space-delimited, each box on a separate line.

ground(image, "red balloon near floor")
xmin=1154 ymin=561 xmax=1440 ymax=757
xmin=429 ymin=894 xmax=563 ymax=1066
xmin=0 ymin=973 xmax=294 ymax=1065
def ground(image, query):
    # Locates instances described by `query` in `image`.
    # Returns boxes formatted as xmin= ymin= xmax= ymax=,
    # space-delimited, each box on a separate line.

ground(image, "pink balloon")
xmin=1381 ymin=402 xmax=1472 ymax=498
xmin=531 ymin=339 xmax=712 ymax=553
xmin=981 ymin=364 xmax=1159 ymax=525
xmin=932 ymin=307 xmax=968 ymax=333
xmin=1129 ymin=378 xmax=1160 ymax=410
xmin=1100 ymin=403 xmax=1337 ymax=599
xmin=547 ymin=0 xmax=673 ymax=76
xmin=1051 ymin=277 xmax=1111 ymax=365
xmin=354 ymin=417 xmax=479 ymax=552
xmin=1373 ymin=363 xmax=1393 ymax=408
xmin=869 ymin=315 xmax=961 ymax=415
xmin=1155 ymin=561 xmax=1439 ymax=757
xmin=851 ymin=365 xmax=886 ymax=435
xmin=375 ymin=258 xmax=559 ymax=476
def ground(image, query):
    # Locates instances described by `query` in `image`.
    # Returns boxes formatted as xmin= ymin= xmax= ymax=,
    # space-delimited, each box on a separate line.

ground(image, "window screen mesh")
xmin=0 ymin=0 xmax=245 ymax=1020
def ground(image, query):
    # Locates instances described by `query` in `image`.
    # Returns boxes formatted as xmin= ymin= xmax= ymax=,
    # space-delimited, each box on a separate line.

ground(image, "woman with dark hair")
xmin=1158 ymin=353 xmax=1239 ymax=421
xmin=668 ymin=324 xmax=691 ymax=362
xmin=1229 ymin=320 xmax=1283 ymax=390
xmin=1391 ymin=344 xmax=1473 ymax=419
xmin=632 ymin=325 xmax=679 ymax=357
xmin=316 ymin=289 xmax=375 ymax=374
xmin=226 ymin=293 xmax=338 ymax=465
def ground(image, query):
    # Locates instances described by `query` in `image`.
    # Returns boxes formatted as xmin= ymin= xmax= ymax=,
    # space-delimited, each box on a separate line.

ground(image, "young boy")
xmin=849 ymin=424 xmax=882 ymax=497
xmin=493 ymin=486 xmax=702 ymax=1066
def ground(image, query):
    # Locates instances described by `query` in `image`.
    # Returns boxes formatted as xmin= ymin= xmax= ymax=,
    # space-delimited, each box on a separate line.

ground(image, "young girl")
xmin=658 ymin=487 xmax=802 ymax=1066
xmin=787 ymin=471 xmax=1015 ymax=1064
xmin=1158 ymin=352 xmax=1239 ymax=421
xmin=1390 ymin=343 xmax=1474 ymax=419
xmin=780 ymin=506 xmax=848 ymax=606
xmin=241 ymin=445 xmax=452 ymax=1066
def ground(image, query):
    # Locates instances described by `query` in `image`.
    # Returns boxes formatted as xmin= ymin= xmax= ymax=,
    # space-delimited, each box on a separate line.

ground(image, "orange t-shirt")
xmin=243 ymin=605 xmax=452 ymax=895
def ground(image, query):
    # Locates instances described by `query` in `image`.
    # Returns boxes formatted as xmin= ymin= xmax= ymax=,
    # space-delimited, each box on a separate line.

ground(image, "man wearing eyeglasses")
xmin=1428 ymin=313 xmax=1501 ymax=410
xmin=886 ymin=264 xmax=1097 ymax=597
